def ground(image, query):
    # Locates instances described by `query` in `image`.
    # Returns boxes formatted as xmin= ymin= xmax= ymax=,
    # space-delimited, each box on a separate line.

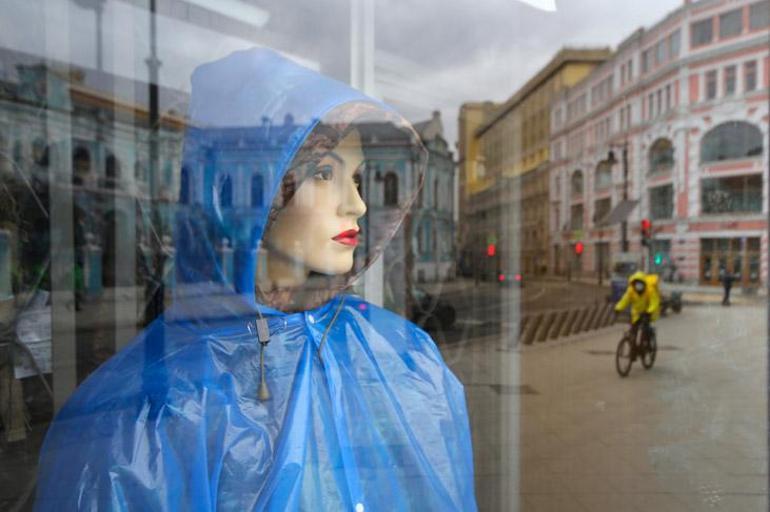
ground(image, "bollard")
xmin=572 ymin=307 xmax=591 ymax=335
xmin=581 ymin=306 xmax=599 ymax=332
xmin=522 ymin=313 xmax=543 ymax=345
xmin=561 ymin=309 xmax=579 ymax=337
xmin=590 ymin=304 xmax=605 ymax=330
xmin=519 ymin=315 xmax=530 ymax=336
xmin=548 ymin=310 xmax=569 ymax=340
xmin=601 ymin=304 xmax=615 ymax=327
xmin=536 ymin=311 xmax=556 ymax=342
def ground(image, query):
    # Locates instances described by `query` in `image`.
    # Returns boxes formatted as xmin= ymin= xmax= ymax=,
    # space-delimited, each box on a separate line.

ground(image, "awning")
xmin=598 ymin=199 xmax=638 ymax=226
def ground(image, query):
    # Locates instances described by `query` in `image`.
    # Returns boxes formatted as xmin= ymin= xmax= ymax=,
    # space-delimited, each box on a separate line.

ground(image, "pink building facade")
xmin=549 ymin=0 xmax=769 ymax=288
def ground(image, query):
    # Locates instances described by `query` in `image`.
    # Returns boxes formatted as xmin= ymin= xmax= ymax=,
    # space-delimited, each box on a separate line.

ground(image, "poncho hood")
xmin=174 ymin=47 xmax=426 ymax=315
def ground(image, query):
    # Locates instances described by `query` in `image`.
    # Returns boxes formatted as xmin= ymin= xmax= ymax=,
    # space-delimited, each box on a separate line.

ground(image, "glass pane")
xmin=3 ymin=1 xmax=766 ymax=510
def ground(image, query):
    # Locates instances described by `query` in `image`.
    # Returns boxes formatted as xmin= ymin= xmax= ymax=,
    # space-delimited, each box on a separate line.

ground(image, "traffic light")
xmin=641 ymin=218 xmax=652 ymax=246
xmin=654 ymin=252 xmax=663 ymax=266
xmin=486 ymin=243 xmax=496 ymax=257
xmin=574 ymin=241 xmax=584 ymax=256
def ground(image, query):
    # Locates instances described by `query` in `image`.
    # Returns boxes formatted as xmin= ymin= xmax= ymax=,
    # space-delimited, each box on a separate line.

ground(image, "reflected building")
xmin=549 ymin=0 xmax=769 ymax=288
xmin=457 ymin=48 xmax=610 ymax=280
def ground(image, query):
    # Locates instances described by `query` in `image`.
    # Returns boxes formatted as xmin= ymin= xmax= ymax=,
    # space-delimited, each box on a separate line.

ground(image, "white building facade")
xmin=549 ymin=0 xmax=769 ymax=288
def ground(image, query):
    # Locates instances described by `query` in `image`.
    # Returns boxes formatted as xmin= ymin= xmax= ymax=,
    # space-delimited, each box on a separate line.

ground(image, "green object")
xmin=654 ymin=252 xmax=663 ymax=265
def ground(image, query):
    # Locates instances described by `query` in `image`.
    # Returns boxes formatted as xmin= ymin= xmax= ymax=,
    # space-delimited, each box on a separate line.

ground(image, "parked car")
xmin=409 ymin=287 xmax=456 ymax=331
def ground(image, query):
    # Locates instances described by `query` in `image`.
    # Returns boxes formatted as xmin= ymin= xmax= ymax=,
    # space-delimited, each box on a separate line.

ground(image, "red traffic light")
xmin=574 ymin=241 xmax=584 ymax=255
xmin=641 ymin=218 xmax=652 ymax=233
xmin=487 ymin=243 xmax=496 ymax=257
xmin=498 ymin=273 xmax=505 ymax=282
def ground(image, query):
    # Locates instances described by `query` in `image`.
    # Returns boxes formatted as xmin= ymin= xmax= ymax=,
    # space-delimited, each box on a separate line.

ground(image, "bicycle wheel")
xmin=615 ymin=334 xmax=634 ymax=377
xmin=641 ymin=329 xmax=657 ymax=370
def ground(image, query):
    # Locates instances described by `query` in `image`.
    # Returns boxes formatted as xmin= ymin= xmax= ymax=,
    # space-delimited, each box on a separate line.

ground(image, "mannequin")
xmin=35 ymin=48 xmax=477 ymax=511
xmin=259 ymin=129 xmax=366 ymax=291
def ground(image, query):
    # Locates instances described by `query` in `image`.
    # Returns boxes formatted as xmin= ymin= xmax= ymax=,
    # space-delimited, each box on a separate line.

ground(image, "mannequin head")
xmin=260 ymin=129 xmax=367 ymax=290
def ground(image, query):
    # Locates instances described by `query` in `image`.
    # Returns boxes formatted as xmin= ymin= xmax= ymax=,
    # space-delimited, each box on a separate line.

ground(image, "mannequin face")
xmin=262 ymin=129 xmax=367 ymax=287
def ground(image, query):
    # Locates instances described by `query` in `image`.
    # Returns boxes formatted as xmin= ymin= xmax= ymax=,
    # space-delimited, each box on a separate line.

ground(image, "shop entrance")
xmin=699 ymin=237 xmax=760 ymax=287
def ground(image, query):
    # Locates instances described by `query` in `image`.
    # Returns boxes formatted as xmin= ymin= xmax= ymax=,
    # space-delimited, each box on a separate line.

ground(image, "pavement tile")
xmin=522 ymin=492 xmax=590 ymax=512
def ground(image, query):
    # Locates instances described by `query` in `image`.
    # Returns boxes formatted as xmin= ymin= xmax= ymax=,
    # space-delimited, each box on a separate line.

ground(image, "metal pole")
xmin=144 ymin=0 xmax=164 ymax=325
xmin=621 ymin=143 xmax=629 ymax=253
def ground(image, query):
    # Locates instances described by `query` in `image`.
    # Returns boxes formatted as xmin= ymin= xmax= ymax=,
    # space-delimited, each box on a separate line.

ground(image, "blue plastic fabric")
xmin=35 ymin=48 xmax=477 ymax=511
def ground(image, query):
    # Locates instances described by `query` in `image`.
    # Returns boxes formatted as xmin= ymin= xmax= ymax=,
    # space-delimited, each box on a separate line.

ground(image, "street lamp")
xmin=607 ymin=141 xmax=629 ymax=253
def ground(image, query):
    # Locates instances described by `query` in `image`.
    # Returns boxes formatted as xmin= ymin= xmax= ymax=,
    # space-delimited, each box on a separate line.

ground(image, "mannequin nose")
xmin=339 ymin=179 xmax=367 ymax=218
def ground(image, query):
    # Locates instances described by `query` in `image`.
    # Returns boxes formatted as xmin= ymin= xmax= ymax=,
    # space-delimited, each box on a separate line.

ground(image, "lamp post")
xmin=607 ymin=140 xmax=629 ymax=253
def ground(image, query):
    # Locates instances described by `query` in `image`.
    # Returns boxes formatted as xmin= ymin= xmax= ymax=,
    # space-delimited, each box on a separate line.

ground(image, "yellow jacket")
xmin=615 ymin=271 xmax=661 ymax=323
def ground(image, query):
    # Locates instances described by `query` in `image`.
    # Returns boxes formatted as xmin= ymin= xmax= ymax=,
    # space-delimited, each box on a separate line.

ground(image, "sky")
xmin=373 ymin=0 xmax=684 ymax=145
xmin=0 ymin=0 xmax=684 ymax=146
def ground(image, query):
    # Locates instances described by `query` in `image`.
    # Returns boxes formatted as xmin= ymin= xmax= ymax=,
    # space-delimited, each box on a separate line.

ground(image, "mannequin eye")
xmin=312 ymin=165 xmax=334 ymax=181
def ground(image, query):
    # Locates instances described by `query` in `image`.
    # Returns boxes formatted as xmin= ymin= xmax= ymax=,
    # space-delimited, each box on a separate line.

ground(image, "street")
xmin=439 ymin=302 xmax=767 ymax=511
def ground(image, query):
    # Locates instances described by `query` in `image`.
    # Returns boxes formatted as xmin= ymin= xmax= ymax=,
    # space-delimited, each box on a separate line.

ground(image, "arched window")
xmin=32 ymin=138 xmax=49 ymax=167
xmin=251 ymin=173 xmax=264 ymax=208
xmin=701 ymin=121 xmax=763 ymax=163
xmin=594 ymin=161 xmax=612 ymax=190
xmin=179 ymin=166 xmax=190 ymax=204
xmin=649 ymin=138 xmax=674 ymax=174
xmin=571 ymin=170 xmax=584 ymax=195
xmin=384 ymin=171 xmax=398 ymax=206
xmin=219 ymin=174 xmax=233 ymax=208
xmin=72 ymin=146 xmax=91 ymax=185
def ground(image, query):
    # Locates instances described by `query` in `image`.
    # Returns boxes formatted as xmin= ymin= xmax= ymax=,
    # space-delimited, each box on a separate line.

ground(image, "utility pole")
xmin=621 ymin=142 xmax=629 ymax=253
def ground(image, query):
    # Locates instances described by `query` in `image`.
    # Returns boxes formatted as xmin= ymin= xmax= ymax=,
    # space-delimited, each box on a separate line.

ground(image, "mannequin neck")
xmin=257 ymin=250 xmax=310 ymax=291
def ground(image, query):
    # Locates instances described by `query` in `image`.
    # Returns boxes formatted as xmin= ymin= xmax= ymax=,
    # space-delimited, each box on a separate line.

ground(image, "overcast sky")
xmin=373 ymin=0 xmax=683 ymax=145
xmin=1 ymin=0 xmax=684 ymax=146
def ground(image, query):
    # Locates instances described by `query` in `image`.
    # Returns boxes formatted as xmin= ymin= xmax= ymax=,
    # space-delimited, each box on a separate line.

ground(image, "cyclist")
xmin=614 ymin=271 xmax=661 ymax=359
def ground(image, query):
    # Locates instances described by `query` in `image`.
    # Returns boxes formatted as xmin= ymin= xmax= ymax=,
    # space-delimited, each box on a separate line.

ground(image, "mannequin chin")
xmin=259 ymin=129 xmax=367 ymax=291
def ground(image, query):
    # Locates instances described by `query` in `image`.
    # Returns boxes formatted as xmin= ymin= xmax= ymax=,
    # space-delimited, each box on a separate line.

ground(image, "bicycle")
xmin=615 ymin=314 xmax=657 ymax=377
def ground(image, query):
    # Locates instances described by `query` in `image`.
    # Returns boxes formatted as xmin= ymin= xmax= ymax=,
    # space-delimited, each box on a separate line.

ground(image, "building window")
xmin=655 ymin=39 xmax=667 ymax=66
xmin=724 ymin=65 xmax=736 ymax=96
xmin=570 ymin=204 xmax=584 ymax=230
xmin=719 ymin=9 xmax=743 ymax=39
xmin=705 ymin=70 xmax=717 ymax=100
xmin=649 ymin=138 xmax=674 ymax=174
xmin=218 ymin=174 xmax=233 ymax=208
xmin=570 ymin=170 xmax=584 ymax=195
xmin=750 ymin=1 xmax=770 ymax=30
xmin=72 ymin=145 xmax=91 ymax=185
xmin=691 ymin=18 xmax=714 ymax=47
xmin=650 ymin=184 xmax=674 ymax=220
xmin=668 ymin=29 xmax=681 ymax=58
xmin=702 ymin=175 xmax=762 ymax=214
xmin=648 ymin=92 xmax=654 ymax=118
xmin=701 ymin=121 xmax=763 ymax=163
xmin=594 ymin=161 xmax=612 ymax=190
xmin=665 ymin=84 xmax=672 ymax=110
xmin=105 ymin=154 xmax=120 ymax=189
xmin=744 ymin=61 xmax=758 ymax=92
xmin=641 ymin=49 xmax=650 ymax=73
xmin=384 ymin=171 xmax=398 ymax=206
xmin=593 ymin=197 xmax=611 ymax=225
xmin=251 ymin=173 xmax=264 ymax=208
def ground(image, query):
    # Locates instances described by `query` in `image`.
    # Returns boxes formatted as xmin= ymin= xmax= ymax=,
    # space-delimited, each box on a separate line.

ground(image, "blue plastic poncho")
xmin=35 ymin=48 xmax=476 ymax=511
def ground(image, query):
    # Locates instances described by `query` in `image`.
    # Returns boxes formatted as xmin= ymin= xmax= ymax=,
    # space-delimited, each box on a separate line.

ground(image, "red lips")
xmin=332 ymin=229 xmax=360 ymax=247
